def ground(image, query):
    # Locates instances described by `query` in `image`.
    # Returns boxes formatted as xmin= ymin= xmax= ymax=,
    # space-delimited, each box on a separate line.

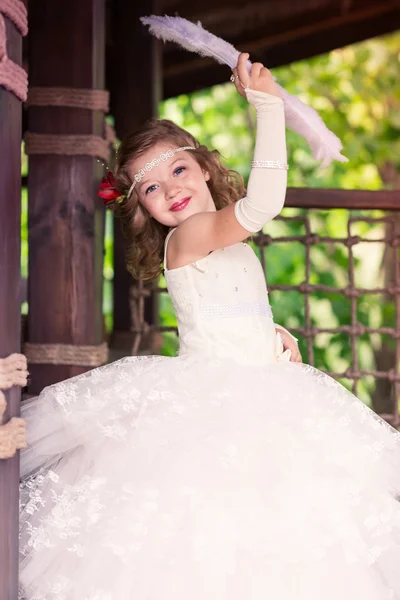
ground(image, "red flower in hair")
xmin=98 ymin=172 xmax=123 ymax=207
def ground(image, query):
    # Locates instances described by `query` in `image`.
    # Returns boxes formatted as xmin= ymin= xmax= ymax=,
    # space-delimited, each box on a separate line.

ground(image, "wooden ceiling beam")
xmin=162 ymin=1 xmax=400 ymax=98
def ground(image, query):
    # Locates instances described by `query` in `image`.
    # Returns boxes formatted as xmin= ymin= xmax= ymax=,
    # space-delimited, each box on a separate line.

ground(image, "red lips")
xmin=170 ymin=197 xmax=191 ymax=212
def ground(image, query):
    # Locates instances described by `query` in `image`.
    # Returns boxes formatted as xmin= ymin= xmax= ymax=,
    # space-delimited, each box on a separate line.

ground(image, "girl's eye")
xmin=145 ymin=184 xmax=158 ymax=195
xmin=144 ymin=166 xmax=185 ymax=194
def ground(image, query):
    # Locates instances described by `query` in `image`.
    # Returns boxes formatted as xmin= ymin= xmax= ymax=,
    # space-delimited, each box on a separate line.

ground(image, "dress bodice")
xmin=165 ymin=237 xmax=277 ymax=366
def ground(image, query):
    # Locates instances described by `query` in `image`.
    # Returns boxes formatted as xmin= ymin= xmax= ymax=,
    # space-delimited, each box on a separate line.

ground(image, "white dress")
xmin=19 ymin=237 xmax=400 ymax=600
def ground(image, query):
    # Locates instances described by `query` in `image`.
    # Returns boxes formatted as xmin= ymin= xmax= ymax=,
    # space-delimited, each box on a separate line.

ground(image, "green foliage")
xmin=103 ymin=211 xmax=114 ymax=332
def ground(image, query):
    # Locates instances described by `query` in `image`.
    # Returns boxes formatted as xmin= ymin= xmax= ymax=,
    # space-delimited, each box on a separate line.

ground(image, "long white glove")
xmin=234 ymin=89 xmax=287 ymax=233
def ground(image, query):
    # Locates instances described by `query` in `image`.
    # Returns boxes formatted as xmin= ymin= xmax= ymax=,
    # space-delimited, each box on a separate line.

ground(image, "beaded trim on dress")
xmin=199 ymin=302 xmax=273 ymax=320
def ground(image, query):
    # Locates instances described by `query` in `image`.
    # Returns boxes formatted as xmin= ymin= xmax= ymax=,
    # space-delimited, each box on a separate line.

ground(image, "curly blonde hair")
xmin=114 ymin=118 xmax=246 ymax=281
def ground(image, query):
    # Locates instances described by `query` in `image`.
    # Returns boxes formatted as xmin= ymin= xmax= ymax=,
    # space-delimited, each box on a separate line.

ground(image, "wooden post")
xmin=110 ymin=0 xmax=161 ymax=355
xmin=27 ymin=0 xmax=106 ymax=394
xmin=0 ymin=17 xmax=23 ymax=600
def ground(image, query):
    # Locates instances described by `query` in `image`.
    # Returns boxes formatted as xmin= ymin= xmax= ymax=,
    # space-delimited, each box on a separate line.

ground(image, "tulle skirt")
xmin=19 ymin=355 xmax=400 ymax=599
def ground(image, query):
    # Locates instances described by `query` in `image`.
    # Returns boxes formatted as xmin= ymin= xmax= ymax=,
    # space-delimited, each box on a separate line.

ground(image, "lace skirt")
xmin=19 ymin=356 xmax=400 ymax=600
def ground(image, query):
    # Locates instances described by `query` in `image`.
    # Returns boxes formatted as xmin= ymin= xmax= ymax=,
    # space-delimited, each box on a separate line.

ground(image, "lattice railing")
xmin=128 ymin=189 xmax=400 ymax=427
xmin=262 ymin=212 xmax=400 ymax=425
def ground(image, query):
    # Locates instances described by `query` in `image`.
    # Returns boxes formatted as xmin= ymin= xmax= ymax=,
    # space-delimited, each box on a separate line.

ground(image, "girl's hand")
xmin=232 ymin=52 xmax=282 ymax=99
xmin=275 ymin=327 xmax=302 ymax=363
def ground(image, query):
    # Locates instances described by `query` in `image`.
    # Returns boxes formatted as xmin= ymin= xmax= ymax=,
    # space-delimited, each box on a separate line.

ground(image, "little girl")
xmin=19 ymin=54 xmax=400 ymax=600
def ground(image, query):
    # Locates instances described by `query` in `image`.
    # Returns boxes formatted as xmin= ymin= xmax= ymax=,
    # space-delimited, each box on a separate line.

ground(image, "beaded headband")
xmin=126 ymin=145 xmax=196 ymax=200
xmin=97 ymin=145 xmax=196 ymax=207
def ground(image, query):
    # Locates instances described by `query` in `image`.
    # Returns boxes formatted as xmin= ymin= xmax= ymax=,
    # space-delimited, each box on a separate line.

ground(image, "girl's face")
xmin=129 ymin=142 xmax=216 ymax=227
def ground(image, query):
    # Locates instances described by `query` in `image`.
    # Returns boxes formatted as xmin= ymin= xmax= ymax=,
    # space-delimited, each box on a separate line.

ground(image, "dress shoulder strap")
xmin=163 ymin=228 xmax=177 ymax=271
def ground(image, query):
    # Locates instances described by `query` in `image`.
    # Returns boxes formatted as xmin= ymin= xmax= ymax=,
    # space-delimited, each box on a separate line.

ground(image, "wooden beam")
xmin=110 ymin=0 xmax=161 ymax=346
xmin=27 ymin=0 xmax=106 ymax=394
xmin=162 ymin=2 xmax=400 ymax=98
xmin=0 ymin=17 xmax=23 ymax=600
xmin=163 ymin=0 xmax=398 ymax=43
xmin=285 ymin=188 xmax=400 ymax=210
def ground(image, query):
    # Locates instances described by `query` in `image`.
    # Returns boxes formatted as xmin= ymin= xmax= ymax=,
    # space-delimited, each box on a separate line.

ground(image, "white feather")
xmin=141 ymin=15 xmax=348 ymax=168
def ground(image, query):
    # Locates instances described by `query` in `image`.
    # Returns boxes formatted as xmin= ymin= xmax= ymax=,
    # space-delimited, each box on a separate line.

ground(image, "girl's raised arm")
xmin=168 ymin=54 xmax=287 ymax=268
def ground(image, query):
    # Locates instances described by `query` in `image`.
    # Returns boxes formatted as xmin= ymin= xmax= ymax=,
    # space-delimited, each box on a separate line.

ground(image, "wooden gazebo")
xmin=1 ymin=0 xmax=400 ymax=597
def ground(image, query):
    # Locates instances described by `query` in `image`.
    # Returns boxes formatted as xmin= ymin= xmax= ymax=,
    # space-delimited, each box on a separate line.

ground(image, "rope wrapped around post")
xmin=0 ymin=0 xmax=28 ymax=101
xmin=23 ymin=342 xmax=109 ymax=367
xmin=25 ymin=87 xmax=115 ymax=164
xmin=24 ymin=132 xmax=111 ymax=163
xmin=0 ymin=354 xmax=28 ymax=459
